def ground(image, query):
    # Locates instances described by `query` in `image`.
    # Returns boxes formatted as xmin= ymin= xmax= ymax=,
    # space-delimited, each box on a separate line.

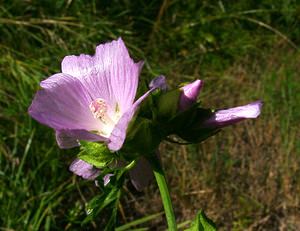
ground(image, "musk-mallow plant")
xmin=28 ymin=38 xmax=262 ymax=230
xmin=28 ymin=38 xmax=159 ymax=191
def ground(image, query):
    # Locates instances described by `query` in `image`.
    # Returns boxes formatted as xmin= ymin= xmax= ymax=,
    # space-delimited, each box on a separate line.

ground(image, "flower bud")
xmin=203 ymin=100 xmax=262 ymax=128
xmin=179 ymin=80 xmax=203 ymax=111
xmin=149 ymin=75 xmax=168 ymax=91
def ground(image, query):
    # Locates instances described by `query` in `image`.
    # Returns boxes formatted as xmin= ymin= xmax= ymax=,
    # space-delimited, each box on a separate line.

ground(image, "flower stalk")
xmin=148 ymin=155 xmax=177 ymax=231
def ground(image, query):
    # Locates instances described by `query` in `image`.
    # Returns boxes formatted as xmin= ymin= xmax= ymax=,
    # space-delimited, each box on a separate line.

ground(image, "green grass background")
xmin=1 ymin=0 xmax=300 ymax=230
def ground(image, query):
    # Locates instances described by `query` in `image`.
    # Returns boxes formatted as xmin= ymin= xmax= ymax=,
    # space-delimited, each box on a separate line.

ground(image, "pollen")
xmin=89 ymin=98 xmax=121 ymax=137
xmin=89 ymin=98 xmax=108 ymax=119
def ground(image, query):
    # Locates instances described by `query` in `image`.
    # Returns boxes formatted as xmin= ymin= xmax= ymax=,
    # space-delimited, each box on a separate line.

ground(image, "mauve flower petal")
xmin=103 ymin=173 xmax=114 ymax=186
xmin=108 ymin=86 xmax=157 ymax=151
xmin=149 ymin=75 xmax=168 ymax=91
xmin=179 ymin=79 xmax=203 ymax=111
xmin=129 ymin=157 xmax=153 ymax=191
xmin=69 ymin=158 xmax=100 ymax=180
xmin=56 ymin=129 xmax=108 ymax=149
xmin=61 ymin=38 xmax=142 ymax=115
xmin=29 ymin=73 xmax=102 ymax=132
xmin=203 ymin=100 xmax=263 ymax=127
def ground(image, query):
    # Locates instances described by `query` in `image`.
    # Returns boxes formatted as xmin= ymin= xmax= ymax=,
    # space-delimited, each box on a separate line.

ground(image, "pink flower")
xmin=29 ymin=38 xmax=159 ymax=152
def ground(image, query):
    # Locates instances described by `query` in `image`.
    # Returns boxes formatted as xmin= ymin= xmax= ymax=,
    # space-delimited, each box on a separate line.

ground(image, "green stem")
xmin=149 ymin=156 xmax=177 ymax=231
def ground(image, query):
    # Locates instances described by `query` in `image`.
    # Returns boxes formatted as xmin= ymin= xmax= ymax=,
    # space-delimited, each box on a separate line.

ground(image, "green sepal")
xmin=155 ymin=89 xmax=181 ymax=121
xmin=176 ymin=107 xmax=219 ymax=143
xmin=167 ymin=102 xmax=200 ymax=134
xmin=77 ymin=141 xmax=115 ymax=168
xmin=122 ymin=117 xmax=162 ymax=158
xmin=186 ymin=210 xmax=217 ymax=231
xmin=153 ymin=89 xmax=198 ymax=136
xmin=180 ymin=128 xmax=220 ymax=143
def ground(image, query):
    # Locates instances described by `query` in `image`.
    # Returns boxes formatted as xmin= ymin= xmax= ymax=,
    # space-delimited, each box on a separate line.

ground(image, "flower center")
xmin=89 ymin=98 xmax=108 ymax=120
xmin=89 ymin=98 xmax=120 ymax=137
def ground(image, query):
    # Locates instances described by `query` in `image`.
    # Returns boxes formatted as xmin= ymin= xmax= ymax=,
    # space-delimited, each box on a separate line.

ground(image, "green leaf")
xmin=115 ymin=212 xmax=163 ymax=231
xmin=186 ymin=210 xmax=217 ymax=231
xmin=168 ymin=103 xmax=199 ymax=134
xmin=78 ymin=141 xmax=114 ymax=168
xmin=83 ymin=187 xmax=120 ymax=224
xmin=82 ymin=168 xmax=126 ymax=227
